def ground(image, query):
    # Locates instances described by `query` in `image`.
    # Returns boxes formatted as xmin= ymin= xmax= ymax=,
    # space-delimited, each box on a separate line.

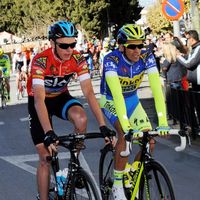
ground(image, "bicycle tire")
xmin=99 ymin=144 xmax=115 ymax=200
xmin=68 ymin=168 xmax=101 ymax=200
xmin=1 ymin=83 xmax=7 ymax=109
xmin=139 ymin=160 xmax=175 ymax=200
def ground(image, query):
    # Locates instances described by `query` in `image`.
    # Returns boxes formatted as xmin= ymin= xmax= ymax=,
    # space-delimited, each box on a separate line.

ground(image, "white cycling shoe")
xmin=112 ymin=185 xmax=127 ymax=200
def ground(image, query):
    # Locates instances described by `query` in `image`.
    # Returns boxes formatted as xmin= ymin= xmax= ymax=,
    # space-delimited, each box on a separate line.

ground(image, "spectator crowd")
xmin=0 ymin=25 xmax=200 ymax=137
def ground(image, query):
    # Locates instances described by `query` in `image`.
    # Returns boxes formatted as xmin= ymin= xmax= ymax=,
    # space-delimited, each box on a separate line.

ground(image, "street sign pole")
xmin=173 ymin=21 xmax=181 ymax=37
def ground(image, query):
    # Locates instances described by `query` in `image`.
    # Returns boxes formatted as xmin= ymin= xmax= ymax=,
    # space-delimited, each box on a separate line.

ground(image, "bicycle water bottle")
xmin=61 ymin=168 xmax=68 ymax=185
xmin=56 ymin=170 xmax=64 ymax=196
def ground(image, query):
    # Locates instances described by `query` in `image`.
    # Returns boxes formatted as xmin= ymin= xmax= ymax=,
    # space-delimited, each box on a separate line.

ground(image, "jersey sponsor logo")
xmin=35 ymin=69 xmax=43 ymax=75
xmin=146 ymin=56 xmax=156 ymax=68
xmin=44 ymin=74 xmax=73 ymax=88
xmin=121 ymin=66 xmax=129 ymax=74
xmin=72 ymin=54 xmax=85 ymax=66
xmin=105 ymin=61 xmax=117 ymax=69
xmin=34 ymin=57 xmax=47 ymax=69
xmin=119 ymin=73 xmax=144 ymax=92
xmin=104 ymin=101 xmax=117 ymax=115
xmin=107 ymin=55 xmax=119 ymax=64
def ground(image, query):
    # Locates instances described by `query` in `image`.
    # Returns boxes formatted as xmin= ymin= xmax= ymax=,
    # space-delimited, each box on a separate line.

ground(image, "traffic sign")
xmin=162 ymin=0 xmax=184 ymax=21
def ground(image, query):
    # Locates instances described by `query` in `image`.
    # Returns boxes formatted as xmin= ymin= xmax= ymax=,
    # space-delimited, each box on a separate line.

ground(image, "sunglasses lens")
xmin=57 ymin=42 xmax=76 ymax=49
xmin=126 ymin=44 xmax=144 ymax=49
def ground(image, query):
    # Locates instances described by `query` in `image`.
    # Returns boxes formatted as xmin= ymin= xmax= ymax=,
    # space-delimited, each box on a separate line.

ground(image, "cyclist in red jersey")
xmin=27 ymin=20 xmax=113 ymax=200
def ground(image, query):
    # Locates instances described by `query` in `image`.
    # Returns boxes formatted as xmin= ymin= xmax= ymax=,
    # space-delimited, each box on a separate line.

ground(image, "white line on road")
xmin=0 ymin=121 xmax=5 ymax=125
xmin=0 ymin=152 xmax=101 ymax=197
xmin=19 ymin=117 xmax=29 ymax=122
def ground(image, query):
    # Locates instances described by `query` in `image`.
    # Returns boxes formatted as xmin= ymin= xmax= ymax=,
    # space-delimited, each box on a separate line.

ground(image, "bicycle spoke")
xmin=139 ymin=161 xmax=175 ymax=200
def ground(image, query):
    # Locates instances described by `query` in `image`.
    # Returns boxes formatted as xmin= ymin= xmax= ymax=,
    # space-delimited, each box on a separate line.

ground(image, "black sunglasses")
xmin=56 ymin=42 xmax=77 ymax=49
xmin=125 ymin=44 xmax=144 ymax=50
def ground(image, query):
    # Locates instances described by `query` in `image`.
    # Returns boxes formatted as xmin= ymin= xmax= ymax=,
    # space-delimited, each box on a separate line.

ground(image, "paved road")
xmin=0 ymin=75 xmax=200 ymax=199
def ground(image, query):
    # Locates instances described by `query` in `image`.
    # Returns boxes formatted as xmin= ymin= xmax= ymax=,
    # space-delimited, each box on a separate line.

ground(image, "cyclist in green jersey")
xmin=0 ymin=48 xmax=11 ymax=100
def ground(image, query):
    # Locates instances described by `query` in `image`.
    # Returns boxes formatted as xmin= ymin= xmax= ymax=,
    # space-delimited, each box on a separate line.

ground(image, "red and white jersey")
xmin=27 ymin=48 xmax=89 ymax=97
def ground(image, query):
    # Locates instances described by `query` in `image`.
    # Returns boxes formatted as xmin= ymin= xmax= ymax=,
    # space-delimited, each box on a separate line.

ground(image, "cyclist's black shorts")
xmin=28 ymin=93 xmax=83 ymax=145
xmin=16 ymin=61 xmax=24 ymax=72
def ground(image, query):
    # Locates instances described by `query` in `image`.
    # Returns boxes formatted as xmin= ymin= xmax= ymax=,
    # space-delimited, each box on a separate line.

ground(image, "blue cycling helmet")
xmin=48 ymin=20 xmax=78 ymax=40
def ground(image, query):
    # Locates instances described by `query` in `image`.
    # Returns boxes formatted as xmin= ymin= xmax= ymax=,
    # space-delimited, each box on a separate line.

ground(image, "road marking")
xmin=0 ymin=152 xmax=101 ymax=197
xmin=20 ymin=117 xmax=29 ymax=122
xmin=157 ymin=138 xmax=200 ymax=159
xmin=0 ymin=121 xmax=5 ymax=125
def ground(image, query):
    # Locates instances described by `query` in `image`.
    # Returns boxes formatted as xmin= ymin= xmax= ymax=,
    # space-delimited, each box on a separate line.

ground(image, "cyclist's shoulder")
xmin=140 ymin=49 xmax=155 ymax=60
xmin=32 ymin=48 xmax=52 ymax=66
xmin=71 ymin=50 xmax=86 ymax=64
xmin=104 ymin=49 xmax=122 ymax=63
xmin=140 ymin=49 xmax=155 ymax=64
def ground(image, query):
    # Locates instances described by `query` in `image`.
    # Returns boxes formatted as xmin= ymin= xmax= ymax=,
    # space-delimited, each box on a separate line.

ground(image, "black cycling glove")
xmin=99 ymin=126 xmax=116 ymax=138
xmin=44 ymin=130 xmax=58 ymax=148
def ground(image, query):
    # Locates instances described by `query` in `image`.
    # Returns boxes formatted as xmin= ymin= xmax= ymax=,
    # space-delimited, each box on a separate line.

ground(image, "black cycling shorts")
xmin=28 ymin=93 xmax=83 ymax=145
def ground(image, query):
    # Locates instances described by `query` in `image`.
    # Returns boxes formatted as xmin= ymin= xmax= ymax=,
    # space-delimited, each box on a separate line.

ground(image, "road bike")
xmin=37 ymin=132 xmax=105 ymax=200
xmin=0 ymin=76 xmax=7 ymax=109
xmin=99 ymin=129 xmax=186 ymax=200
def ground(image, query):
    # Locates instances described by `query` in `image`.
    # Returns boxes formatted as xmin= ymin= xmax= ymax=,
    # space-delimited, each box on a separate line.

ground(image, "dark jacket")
xmin=162 ymin=59 xmax=187 ymax=83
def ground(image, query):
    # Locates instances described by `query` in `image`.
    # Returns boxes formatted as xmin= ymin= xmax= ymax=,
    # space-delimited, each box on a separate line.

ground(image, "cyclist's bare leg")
xmin=16 ymin=72 xmax=20 ymax=91
xmin=22 ymin=71 xmax=28 ymax=84
xmin=68 ymin=105 xmax=87 ymax=133
xmin=5 ymin=78 xmax=10 ymax=97
xmin=36 ymin=143 xmax=51 ymax=200
xmin=113 ymin=120 xmax=128 ymax=170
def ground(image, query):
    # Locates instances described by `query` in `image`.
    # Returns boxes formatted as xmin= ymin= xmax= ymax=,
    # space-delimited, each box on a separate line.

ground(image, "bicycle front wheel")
xmin=1 ymin=87 xmax=7 ymax=109
xmin=139 ymin=160 xmax=175 ymax=200
xmin=99 ymin=144 xmax=115 ymax=200
xmin=69 ymin=168 xmax=101 ymax=200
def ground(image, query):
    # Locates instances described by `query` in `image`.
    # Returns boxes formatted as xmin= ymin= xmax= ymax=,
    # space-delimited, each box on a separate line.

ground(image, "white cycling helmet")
xmin=16 ymin=48 xmax=22 ymax=54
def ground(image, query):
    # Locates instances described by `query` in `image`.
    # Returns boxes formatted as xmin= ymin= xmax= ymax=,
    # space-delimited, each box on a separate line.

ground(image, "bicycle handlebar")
xmin=120 ymin=129 xmax=186 ymax=157
xmin=58 ymin=132 xmax=104 ymax=144
xmin=57 ymin=130 xmax=116 ymax=144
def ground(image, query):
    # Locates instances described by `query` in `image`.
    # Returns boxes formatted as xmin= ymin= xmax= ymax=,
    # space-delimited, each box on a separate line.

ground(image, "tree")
xmin=146 ymin=0 xmax=172 ymax=35
xmin=0 ymin=0 xmax=142 ymax=39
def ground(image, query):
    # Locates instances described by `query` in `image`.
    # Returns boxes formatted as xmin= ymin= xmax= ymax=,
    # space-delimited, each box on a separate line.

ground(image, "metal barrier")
xmin=166 ymin=85 xmax=200 ymax=139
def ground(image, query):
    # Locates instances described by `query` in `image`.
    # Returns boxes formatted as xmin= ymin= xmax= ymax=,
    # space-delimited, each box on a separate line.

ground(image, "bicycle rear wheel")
xmin=139 ymin=160 xmax=175 ymax=200
xmin=1 ymin=85 xmax=7 ymax=109
xmin=68 ymin=168 xmax=101 ymax=200
xmin=99 ymin=144 xmax=115 ymax=200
